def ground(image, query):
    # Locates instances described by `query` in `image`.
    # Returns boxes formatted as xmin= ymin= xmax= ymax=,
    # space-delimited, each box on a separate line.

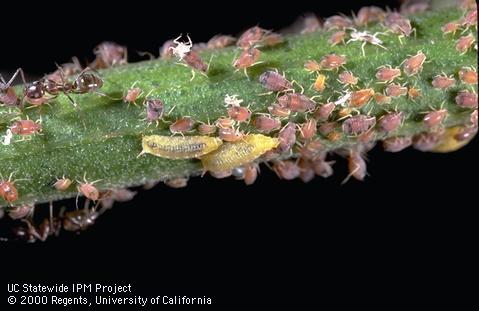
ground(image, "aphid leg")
xmin=190 ymin=69 xmax=196 ymax=82
xmin=361 ymin=42 xmax=366 ymax=57
xmin=243 ymin=68 xmax=250 ymax=80
xmin=290 ymin=80 xmax=305 ymax=94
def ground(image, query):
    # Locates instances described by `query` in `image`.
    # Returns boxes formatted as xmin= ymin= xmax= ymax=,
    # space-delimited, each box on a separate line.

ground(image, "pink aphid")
xmin=160 ymin=40 xmax=175 ymax=59
xmin=314 ymin=102 xmax=335 ymax=121
xmin=207 ymin=35 xmax=236 ymax=49
xmin=93 ymin=41 xmax=127 ymax=68
xmin=259 ymin=70 xmax=292 ymax=92
xmin=0 ymin=87 xmax=19 ymax=106
xmin=243 ymin=163 xmax=260 ymax=186
xmin=376 ymin=66 xmax=401 ymax=82
xmin=432 ymin=74 xmax=455 ymax=89
xmin=324 ymin=15 xmax=353 ymax=30
xmin=458 ymin=67 xmax=478 ymax=85
xmin=53 ymin=177 xmax=72 ymax=191
xmin=277 ymin=93 xmax=316 ymax=112
xmin=215 ymin=117 xmax=235 ymax=128
xmin=342 ymin=115 xmax=376 ymax=135
xmin=237 ymin=26 xmax=267 ymax=49
xmin=262 ymin=33 xmax=284 ymax=47
xmin=77 ymin=177 xmax=101 ymax=201
xmin=299 ymin=119 xmax=317 ymax=140
xmin=268 ymin=104 xmax=291 ymax=118
xmin=456 ymin=34 xmax=475 ymax=54
xmin=227 ymin=106 xmax=251 ymax=122
xmin=299 ymin=139 xmax=323 ymax=160
xmin=329 ymin=31 xmax=346 ymax=46
xmin=298 ymin=158 xmax=315 ymax=183
xmin=460 ymin=9 xmax=477 ymax=28
xmin=383 ymin=136 xmax=412 ymax=152
xmin=253 ymin=115 xmax=281 ymax=133
xmin=403 ymin=51 xmax=426 ymax=76
xmin=413 ymin=132 xmax=442 ymax=152
xmin=455 ymin=126 xmax=478 ymax=141
xmin=146 ymin=99 xmax=165 ymax=123
xmin=441 ymin=22 xmax=460 ymax=35
xmin=355 ymin=6 xmax=385 ymax=26
xmin=198 ymin=123 xmax=217 ymax=135
xmin=124 ymin=87 xmax=142 ymax=104
xmin=278 ymin=122 xmax=297 ymax=153
xmin=470 ymin=110 xmax=478 ymax=127
xmin=319 ymin=54 xmax=346 ymax=70
xmin=10 ymin=120 xmax=41 ymax=135
xmin=384 ymin=12 xmax=413 ymax=37
xmin=338 ymin=71 xmax=358 ymax=86
xmin=312 ymin=157 xmax=334 ymax=178
xmin=379 ymin=112 xmax=403 ymax=132
xmin=455 ymin=91 xmax=478 ymax=108
xmin=347 ymin=150 xmax=367 ymax=181
xmin=318 ymin=122 xmax=337 ymax=136
xmin=273 ymin=160 xmax=301 ymax=180
xmin=385 ymin=83 xmax=407 ymax=97
xmin=218 ymin=127 xmax=243 ymax=142
xmin=423 ymin=109 xmax=448 ymax=128
xmin=170 ymin=117 xmax=195 ymax=134
xmin=233 ymin=47 xmax=261 ymax=70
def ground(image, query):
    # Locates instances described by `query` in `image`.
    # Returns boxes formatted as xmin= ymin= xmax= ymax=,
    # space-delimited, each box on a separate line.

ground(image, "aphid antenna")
xmin=137 ymin=50 xmax=156 ymax=60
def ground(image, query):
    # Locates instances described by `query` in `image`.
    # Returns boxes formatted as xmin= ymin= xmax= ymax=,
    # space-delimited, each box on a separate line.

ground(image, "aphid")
xmin=346 ymin=149 xmax=367 ymax=182
xmin=218 ymin=127 xmax=244 ymax=142
xmin=402 ymin=51 xmax=426 ymax=76
xmin=383 ymin=136 xmax=412 ymax=152
xmin=456 ymin=34 xmax=475 ymax=54
xmin=329 ymin=30 xmax=346 ymax=46
xmin=314 ymin=102 xmax=335 ymax=121
xmin=338 ymin=107 xmax=353 ymax=119
xmin=299 ymin=118 xmax=317 ymax=140
xmin=297 ymin=158 xmax=314 ymax=183
xmin=215 ymin=117 xmax=235 ymax=128
xmin=164 ymin=178 xmax=189 ymax=189
xmin=145 ymin=99 xmax=165 ymax=123
xmin=357 ymin=128 xmax=377 ymax=143
xmin=123 ymin=87 xmax=142 ymax=105
xmin=338 ymin=71 xmax=358 ymax=86
xmin=299 ymin=139 xmax=323 ymax=160
xmin=77 ymin=175 xmax=101 ymax=201
xmin=141 ymin=135 xmax=223 ymax=159
xmin=92 ymin=41 xmax=127 ymax=68
xmin=209 ymin=170 xmax=233 ymax=179
xmin=324 ymin=15 xmax=353 ymax=30
xmin=376 ymin=66 xmax=401 ymax=82
xmin=374 ymin=93 xmax=391 ymax=104
xmin=379 ymin=112 xmax=403 ymax=132
xmin=268 ymin=104 xmax=291 ymax=118
xmin=349 ymin=88 xmax=374 ymax=107
xmin=170 ymin=35 xmax=208 ymax=75
xmin=423 ymin=109 xmax=448 ymax=128
xmin=10 ymin=119 xmax=42 ymax=136
xmin=455 ymin=91 xmax=478 ymax=108
xmin=313 ymin=74 xmax=326 ymax=92
xmin=342 ymin=115 xmax=376 ymax=135
xmin=262 ymin=33 xmax=284 ymax=47
xmin=207 ymin=35 xmax=236 ymax=49
xmin=432 ymin=74 xmax=455 ymax=89
xmin=0 ymin=68 xmax=24 ymax=106
xmin=312 ymin=157 xmax=335 ymax=178
xmin=347 ymin=30 xmax=386 ymax=56
xmin=328 ymin=131 xmax=344 ymax=142
xmin=47 ymin=57 xmax=82 ymax=83
xmin=408 ymin=86 xmax=421 ymax=99
xmin=318 ymin=122 xmax=337 ymax=136
xmin=458 ymin=67 xmax=478 ymax=84
xmin=385 ymin=83 xmax=407 ymax=97
xmin=319 ymin=54 xmax=346 ymax=70
xmin=278 ymin=122 xmax=297 ymax=153
xmin=273 ymin=160 xmax=301 ymax=180
xmin=354 ymin=6 xmax=385 ymax=26
xmin=53 ymin=177 xmax=72 ymax=191
xmin=384 ymin=12 xmax=413 ymax=38
xmin=243 ymin=163 xmax=259 ymax=185
xmin=237 ymin=26 xmax=267 ymax=49
xmin=460 ymin=8 xmax=477 ymax=28
xmin=170 ymin=117 xmax=195 ymax=134
xmin=413 ymin=131 xmax=442 ymax=152
xmin=470 ymin=109 xmax=478 ymax=127
xmin=101 ymin=188 xmax=138 ymax=209
xmin=278 ymin=93 xmax=316 ymax=112
xmin=441 ymin=21 xmax=460 ymax=35
xmin=454 ymin=126 xmax=477 ymax=141
xmin=289 ymin=13 xmax=321 ymax=34
xmin=304 ymin=60 xmax=321 ymax=72
xmin=400 ymin=0 xmax=429 ymax=15
xmin=253 ymin=115 xmax=281 ymax=133
xmin=0 ymin=174 xmax=19 ymax=203
xmin=200 ymin=134 xmax=279 ymax=172
xmin=259 ymin=70 xmax=292 ymax=92
xmin=160 ymin=39 xmax=175 ymax=59
xmin=227 ymin=106 xmax=251 ymax=122
xmin=233 ymin=47 xmax=261 ymax=75
xmin=8 ymin=204 xmax=33 ymax=220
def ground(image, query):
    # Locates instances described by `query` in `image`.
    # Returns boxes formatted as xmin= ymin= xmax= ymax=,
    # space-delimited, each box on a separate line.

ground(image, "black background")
xmin=1 ymin=0 xmax=476 ymax=308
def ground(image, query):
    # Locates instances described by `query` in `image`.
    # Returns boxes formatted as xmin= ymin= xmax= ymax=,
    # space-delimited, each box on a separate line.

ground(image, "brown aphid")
xmin=408 ymin=86 xmax=421 ymax=99
xmin=0 ymin=177 xmax=19 ymax=203
xmin=349 ymin=88 xmax=374 ymax=107
xmin=298 ymin=158 xmax=315 ymax=183
xmin=268 ymin=104 xmax=291 ymax=118
xmin=347 ymin=150 xmax=367 ymax=181
xmin=379 ymin=112 xmax=403 ymax=132
xmin=10 ymin=119 xmax=42 ymax=135
xmin=259 ymin=70 xmax=292 ymax=92
xmin=338 ymin=71 xmax=358 ymax=86
xmin=233 ymin=47 xmax=261 ymax=70
xmin=458 ymin=67 xmax=478 ymax=84
xmin=403 ymin=51 xmax=426 ymax=76
xmin=8 ymin=204 xmax=33 ymax=220
xmin=376 ymin=66 xmax=401 ymax=82
xmin=215 ymin=117 xmax=235 ymax=128
xmin=183 ymin=50 xmax=208 ymax=73
xmin=329 ymin=30 xmax=346 ymax=46
xmin=170 ymin=36 xmax=208 ymax=73
xmin=313 ymin=74 xmax=326 ymax=92
xmin=441 ymin=21 xmax=460 ymax=35
xmin=218 ymin=127 xmax=243 ymax=142
xmin=253 ymin=115 xmax=281 ymax=133
xmin=243 ymin=163 xmax=260 ymax=185
xmin=278 ymin=93 xmax=316 ymax=112
xmin=314 ymin=102 xmax=335 ymax=121
xmin=355 ymin=6 xmax=385 ymax=26
xmin=197 ymin=122 xmax=217 ymax=135
xmin=384 ymin=12 xmax=413 ymax=37
xmin=237 ymin=26 xmax=267 ymax=49
xmin=207 ymin=35 xmax=236 ymax=49
xmin=146 ymin=99 xmax=165 ymax=123
xmin=304 ymin=60 xmax=321 ymax=72
xmin=383 ymin=136 xmax=412 ymax=152
xmin=299 ymin=118 xmax=317 ymax=140
xmin=454 ymin=126 xmax=477 ymax=141
xmin=455 ymin=91 xmax=478 ymax=108
xmin=319 ymin=54 xmax=346 ymax=70
xmin=374 ymin=93 xmax=392 ymax=104
xmin=164 ymin=177 xmax=189 ymax=189
xmin=432 ymin=74 xmax=455 ymax=89
xmin=170 ymin=117 xmax=195 ymax=134
xmin=299 ymin=139 xmax=323 ymax=160
xmin=423 ymin=109 xmax=448 ymax=128
xmin=273 ymin=160 xmax=301 ymax=180
xmin=278 ymin=122 xmax=297 ymax=153
xmin=456 ymin=34 xmax=475 ymax=54
xmin=227 ymin=106 xmax=251 ymax=122
xmin=262 ymin=33 xmax=284 ymax=47
xmin=160 ymin=39 xmax=175 ymax=59
xmin=413 ymin=131 xmax=442 ymax=152
xmin=324 ymin=15 xmax=353 ymax=30
xmin=53 ymin=177 xmax=72 ymax=191
xmin=385 ymin=83 xmax=407 ymax=97
xmin=342 ymin=115 xmax=376 ymax=135
xmin=93 ymin=41 xmax=127 ymax=68
xmin=77 ymin=176 xmax=101 ymax=201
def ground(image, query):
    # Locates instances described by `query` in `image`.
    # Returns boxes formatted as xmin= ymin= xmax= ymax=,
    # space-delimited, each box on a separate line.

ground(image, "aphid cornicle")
xmin=383 ymin=136 xmax=412 ymax=152
xmin=259 ymin=70 xmax=292 ymax=92
xmin=141 ymin=135 xmax=222 ymax=159
xmin=200 ymin=134 xmax=279 ymax=172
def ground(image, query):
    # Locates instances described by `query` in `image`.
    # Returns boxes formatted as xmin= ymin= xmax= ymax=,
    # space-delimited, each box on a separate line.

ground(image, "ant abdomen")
xmin=73 ymin=73 xmax=103 ymax=93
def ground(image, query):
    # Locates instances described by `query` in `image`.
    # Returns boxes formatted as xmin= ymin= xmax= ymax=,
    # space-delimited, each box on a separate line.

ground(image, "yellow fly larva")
xmin=200 ymin=134 xmax=279 ymax=172
xmin=141 ymin=135 xmax=223 ymax=159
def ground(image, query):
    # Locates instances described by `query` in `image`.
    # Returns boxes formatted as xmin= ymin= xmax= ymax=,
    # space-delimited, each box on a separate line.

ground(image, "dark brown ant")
xmin=63 ymin=199 xmax=107 ymax=232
